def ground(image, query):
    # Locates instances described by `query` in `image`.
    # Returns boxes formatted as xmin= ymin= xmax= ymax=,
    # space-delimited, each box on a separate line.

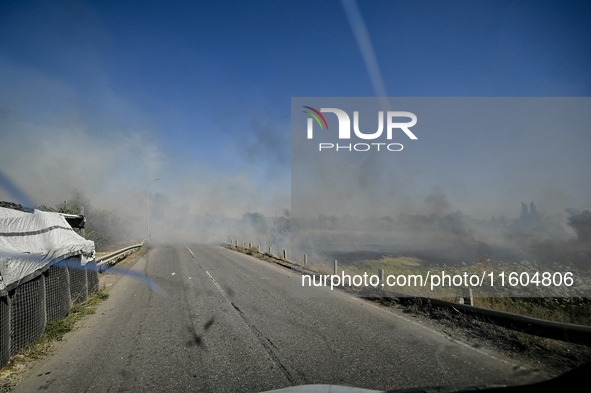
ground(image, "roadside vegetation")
xmin=36 ymin=190 xmax=132 ymax=252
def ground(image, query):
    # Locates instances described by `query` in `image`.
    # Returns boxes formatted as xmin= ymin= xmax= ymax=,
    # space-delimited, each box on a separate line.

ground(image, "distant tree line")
xmin=36 ymin=190 xmax=130 ymax=252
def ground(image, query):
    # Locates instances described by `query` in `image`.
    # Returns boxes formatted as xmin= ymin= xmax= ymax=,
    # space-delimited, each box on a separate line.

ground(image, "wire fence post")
xmin=462 ymin=288 xmax=473 ymax=306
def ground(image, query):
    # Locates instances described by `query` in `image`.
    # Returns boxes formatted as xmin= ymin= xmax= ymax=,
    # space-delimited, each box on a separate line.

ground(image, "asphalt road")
xmin=13 ymin=245 xmax=549 ymax=392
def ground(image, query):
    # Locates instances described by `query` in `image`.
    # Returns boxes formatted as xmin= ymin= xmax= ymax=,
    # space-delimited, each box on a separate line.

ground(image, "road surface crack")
xmin=230 ymin=303 xmax=309 ymax=386
xmin=203 ymin=267 xmax=309 ymax=386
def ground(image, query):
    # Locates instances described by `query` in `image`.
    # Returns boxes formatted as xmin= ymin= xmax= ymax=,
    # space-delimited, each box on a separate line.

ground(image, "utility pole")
xmin=146 ymin=178 xmax=159 ymax=239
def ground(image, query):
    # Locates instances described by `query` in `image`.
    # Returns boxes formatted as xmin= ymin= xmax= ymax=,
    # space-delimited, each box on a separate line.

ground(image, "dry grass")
xmin=474 ymin=296 xmax=591 ymax=326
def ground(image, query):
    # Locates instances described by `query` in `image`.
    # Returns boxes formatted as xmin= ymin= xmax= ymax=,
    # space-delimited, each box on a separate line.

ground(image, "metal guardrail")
xmin=96 ymin=239 xmax=146 ymax=267
xmin=404 ymin=295 xmax=591 ymax=347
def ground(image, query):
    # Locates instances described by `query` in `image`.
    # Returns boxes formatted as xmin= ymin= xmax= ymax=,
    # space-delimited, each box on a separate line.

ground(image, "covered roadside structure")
xmin=0 ymin=202 xmax=96 ymax=366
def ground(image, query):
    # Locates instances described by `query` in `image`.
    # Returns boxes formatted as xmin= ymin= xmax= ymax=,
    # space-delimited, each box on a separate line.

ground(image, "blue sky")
xmin=0 ymin=0 xmax=590 ymax=224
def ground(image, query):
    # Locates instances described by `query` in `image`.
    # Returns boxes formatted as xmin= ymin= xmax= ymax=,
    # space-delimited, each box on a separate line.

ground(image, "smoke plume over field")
xmin=1 ymin=2 xmax=590 ymax=272
xmin=290 ymin=98 xmax=591 ymax=275
xmin=0 ymin=60 xmax=290 ymax=249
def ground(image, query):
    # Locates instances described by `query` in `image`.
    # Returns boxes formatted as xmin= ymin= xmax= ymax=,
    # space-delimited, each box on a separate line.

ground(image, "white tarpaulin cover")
xmin=0 ymin=207 xmax=95 ymax=294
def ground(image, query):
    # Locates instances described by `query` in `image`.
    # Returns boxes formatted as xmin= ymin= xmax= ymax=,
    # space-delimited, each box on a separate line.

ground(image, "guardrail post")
xmin=283 ymin=250 xmax=287 ymax=259
xmin=304 ymin=254 xmax=307 ymax=265
xmin=249 ymin=242 xmax=252 ymax=250
xmin=230 ymin=238 xmax=233 ymax=247
xmin=462 ymin=288 xmax=473 ymax=306
xmin=334 ymin=260 xmax=338 ymax=275
xmin=378 ymin=269 xmax=384 ymax=286
xmin=269 ymin=246 xmax=272 ymax=256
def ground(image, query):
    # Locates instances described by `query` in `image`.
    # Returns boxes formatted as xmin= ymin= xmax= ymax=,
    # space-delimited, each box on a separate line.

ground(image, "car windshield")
xmin=0 ymin=1 xmax=590 ymax=393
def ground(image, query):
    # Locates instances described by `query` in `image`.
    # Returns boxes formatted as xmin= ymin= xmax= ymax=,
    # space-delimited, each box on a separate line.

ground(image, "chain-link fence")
xmin=0 ymin=241 xmax=143 ymax=367
xmin=0 ymin=255 xmax=101 ymax=367
xmin=68 ymin=257 xmax=88 ymax=306
xmin=44 ymin=262 xmax=71 ymax=322
xmin=9 ymin=274 xmax=46 ymax=355
xmin=0 ymin=295 xmax=10 ymax=367
xmin=86 ymin=262 xmax=99 ymax=295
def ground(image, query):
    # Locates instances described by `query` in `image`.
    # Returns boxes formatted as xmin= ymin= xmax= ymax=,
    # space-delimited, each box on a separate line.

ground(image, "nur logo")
xmin=303 ymin=106 xmax=418 ymax=152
